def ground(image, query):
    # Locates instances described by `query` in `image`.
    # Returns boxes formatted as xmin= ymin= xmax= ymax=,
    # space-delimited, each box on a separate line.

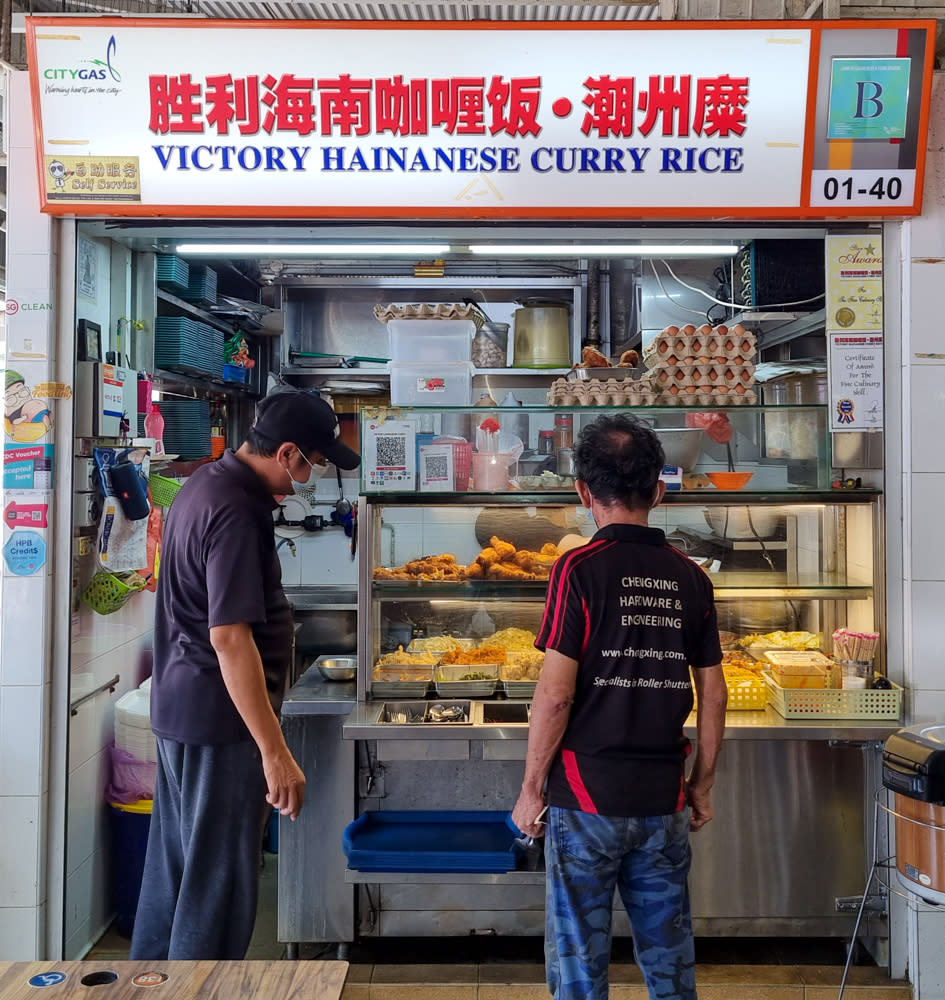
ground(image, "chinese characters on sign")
xmin=147 ymin=72 xmax=750 ymax=140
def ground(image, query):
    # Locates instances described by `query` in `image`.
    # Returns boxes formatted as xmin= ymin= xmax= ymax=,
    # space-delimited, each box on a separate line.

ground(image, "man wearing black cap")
xmin=131 ymin=391 xmax=360 ymax=961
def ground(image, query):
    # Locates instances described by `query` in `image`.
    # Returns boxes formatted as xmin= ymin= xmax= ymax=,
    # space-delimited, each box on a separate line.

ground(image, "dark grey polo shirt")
xmin=150 ymin=450 xmax=293 ymax=745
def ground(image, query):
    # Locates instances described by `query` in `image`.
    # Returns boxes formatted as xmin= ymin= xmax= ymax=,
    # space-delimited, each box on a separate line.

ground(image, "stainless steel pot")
xmin=556 ymin=448 xmax=576 ymax=476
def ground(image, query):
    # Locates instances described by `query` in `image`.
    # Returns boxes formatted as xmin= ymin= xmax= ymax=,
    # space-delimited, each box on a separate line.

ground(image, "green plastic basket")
xmin=148 ymin=473 xmax=182 ymax=507
xmin=81 ymin=571 xmax=148 ymax=615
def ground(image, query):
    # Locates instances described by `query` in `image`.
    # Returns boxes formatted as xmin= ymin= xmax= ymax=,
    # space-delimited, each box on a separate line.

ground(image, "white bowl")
xmin=652 ymin=428 xmax=705 ymax=471
xmin=704 ymin=507 xmax=783 ymax=540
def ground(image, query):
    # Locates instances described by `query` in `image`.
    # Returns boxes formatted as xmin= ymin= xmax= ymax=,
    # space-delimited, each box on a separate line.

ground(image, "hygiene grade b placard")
xmin=25 ymin=18 xmax=935 ymax=220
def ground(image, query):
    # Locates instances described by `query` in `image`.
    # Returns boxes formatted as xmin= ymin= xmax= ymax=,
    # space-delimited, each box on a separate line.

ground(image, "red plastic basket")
xmin=434 ymin=437 xmax=472 ymax=491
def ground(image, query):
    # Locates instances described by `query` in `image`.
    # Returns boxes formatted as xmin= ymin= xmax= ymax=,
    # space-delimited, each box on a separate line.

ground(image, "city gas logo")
xmin=44 ymin=35 xmax=120 ymax=83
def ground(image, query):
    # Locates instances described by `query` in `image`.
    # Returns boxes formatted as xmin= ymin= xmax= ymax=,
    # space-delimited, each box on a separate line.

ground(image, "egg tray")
xmin=546 ymin=376 xmax=756 ymax=407
xmin=644 ymin=331 xmax=757 ymax=369
xmin=650 ymin=362 xmax=756 ymax=389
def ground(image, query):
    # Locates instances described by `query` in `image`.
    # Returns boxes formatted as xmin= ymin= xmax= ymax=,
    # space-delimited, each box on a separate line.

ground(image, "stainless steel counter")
xmin=342 ymin=700 xmax=902 ymax=741
xmin=285 ymin=585 xmax=358 ymax=611
xmin=282 ymin=666 xmax=357 ymax=716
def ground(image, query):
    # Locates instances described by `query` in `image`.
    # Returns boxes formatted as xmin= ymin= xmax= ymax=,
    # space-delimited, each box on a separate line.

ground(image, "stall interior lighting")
xmin=175 ymin=243 xmax=452 ymax=256
xmin=175 ymin=242 xmax=740 ymax=258
xmin=467 ymin=244 xmax=741 ymax=257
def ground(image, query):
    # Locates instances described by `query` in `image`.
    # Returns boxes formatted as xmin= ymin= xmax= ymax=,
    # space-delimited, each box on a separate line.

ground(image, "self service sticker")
xmin=28 ymin=972 xmax=67 ymax=988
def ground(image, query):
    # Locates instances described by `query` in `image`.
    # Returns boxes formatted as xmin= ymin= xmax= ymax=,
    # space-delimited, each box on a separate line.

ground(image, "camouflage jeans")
xmin=544 ymin=806 xmax=695 ymax=1000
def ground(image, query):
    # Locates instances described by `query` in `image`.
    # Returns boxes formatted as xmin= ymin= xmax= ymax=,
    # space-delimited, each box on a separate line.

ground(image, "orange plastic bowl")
xmin=706 ymin=471 xmax=754 ymax=490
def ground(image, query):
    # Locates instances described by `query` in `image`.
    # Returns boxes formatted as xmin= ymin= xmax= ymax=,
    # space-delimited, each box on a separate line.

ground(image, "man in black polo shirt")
xmin=512 ymin=414 xmax=726 ymax=1000
xmin=130 ymin=391 xmax=360 ymax=961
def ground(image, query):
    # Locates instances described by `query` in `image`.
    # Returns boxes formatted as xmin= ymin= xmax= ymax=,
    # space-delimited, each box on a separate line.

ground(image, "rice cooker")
xmin=882 ymin=724 xmax=945 ymax=904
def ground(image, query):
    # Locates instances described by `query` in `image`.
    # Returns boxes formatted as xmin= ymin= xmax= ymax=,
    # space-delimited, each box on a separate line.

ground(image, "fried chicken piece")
xmin=513 ymin=550 xmax=539 ymax=571
xmin=580 ymin=346 xmax=611 ymax=368
xmin=403 ymin=559 xmax=430 ymax=576
xmin=373 ymin=568 xmax=398 ymax=579
xmin=476 ymin=546 xmax=499 ymax=568
xmin=489 ymin=536 xmax=516 ymax=561
xmin=617 ymin=349 xmax=640 ymax=368
xmin=465 ymin=562 xmax=484 ymax=579
xmin=540 ymin=542 xmax=559 ymax=557
xmin=486 ymin=563 xmax=531 ymax=580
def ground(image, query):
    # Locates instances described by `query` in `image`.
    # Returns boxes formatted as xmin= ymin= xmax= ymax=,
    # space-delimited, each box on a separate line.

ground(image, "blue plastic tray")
xmin=343 ymin=810 xmax=522 ymax=873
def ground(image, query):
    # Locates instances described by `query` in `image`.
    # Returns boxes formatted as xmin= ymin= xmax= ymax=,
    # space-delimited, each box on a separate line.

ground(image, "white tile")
xmin=909 ymin=582 xmax=945 ymax=689
xmin=0 ymin=576 xmax=48 ymax=685
xmin=911 ymin=367 xmax=945 ymax=472
xmin=905 ymin=688 xmax=945 ymax=727
xmin=277 ymin=542 xmax=302 ymax=587
xmin=67 ymin=680 xmax=110 ymax=772
xmin=298 ymin=534 xmax=357 ymax=585
xmin=63 ymin=916 xmax=93 ymax=962
xmin=63 ymin=850 xmax=94 ymax=946
xmin=0 ymin=686 xmax=45 ymax=797
xmin=910 ymin=474 xmax=945 ymax=581
xmin=908 ymin=263 xmax=945 ymax=360
xmin=0 ymin=906 xmax=41 ymax=960
xmin=0 ymin=796 xmax=41 ymax=906
xmin=66 ymin=752 xmax=110 ymax=878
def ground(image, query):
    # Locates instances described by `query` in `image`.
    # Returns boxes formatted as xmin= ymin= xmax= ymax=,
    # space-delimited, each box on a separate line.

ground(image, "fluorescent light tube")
xmin=467 ymin=244 xmax=740 ymax=257
xmin=175 ymin=243 xmax=452 ymax=256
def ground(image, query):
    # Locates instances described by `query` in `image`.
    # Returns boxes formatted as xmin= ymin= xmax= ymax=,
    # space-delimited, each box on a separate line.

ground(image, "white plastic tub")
xmin=388 ymin=320 xmax=475 ymax=363
xmin=388 ymin=361 xmax=474 ymax=406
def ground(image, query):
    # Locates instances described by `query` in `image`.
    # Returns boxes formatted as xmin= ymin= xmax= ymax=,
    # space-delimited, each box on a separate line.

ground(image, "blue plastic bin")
xmin=109 ymin=799 xmax=152 ymax=938
xmin=343 ymin=810 xmax=522 ymax=873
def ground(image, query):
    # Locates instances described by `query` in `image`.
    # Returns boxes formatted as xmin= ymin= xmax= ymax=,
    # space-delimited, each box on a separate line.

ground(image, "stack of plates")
xmin=155 ymin=317 xmax=224 ymax=378
xmin=181 ymin=264 xmax=218 ymax=307
xmin=114 ymin=687 xmax=157 ymax=763
xmin=155 ymin=255 xmax=190 ymax=295
xmin=160 ymin=399 xmax=212 ymax=459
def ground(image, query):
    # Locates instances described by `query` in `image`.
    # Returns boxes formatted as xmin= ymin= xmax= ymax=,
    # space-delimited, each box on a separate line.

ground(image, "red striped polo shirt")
xmin=537 ymin=521 xmax=722 ymax=818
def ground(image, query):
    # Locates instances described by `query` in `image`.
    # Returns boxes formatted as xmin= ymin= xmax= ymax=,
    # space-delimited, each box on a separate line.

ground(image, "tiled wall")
xmin=0 ymin=70 xmax=57 ymax=961
xmin=64 ymin=596 xmax=155 ymax=959
xmin=897 ymin=70 xmax=945 ymax=1000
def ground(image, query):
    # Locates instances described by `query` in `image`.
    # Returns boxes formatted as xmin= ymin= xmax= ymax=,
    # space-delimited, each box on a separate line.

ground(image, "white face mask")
xmin=287 ymin=449 xmax=327 ymax=504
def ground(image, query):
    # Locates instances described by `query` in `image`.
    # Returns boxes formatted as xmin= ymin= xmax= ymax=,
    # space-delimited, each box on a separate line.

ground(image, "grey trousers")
xmin=129 ymin=736 xmax=270 ymax=960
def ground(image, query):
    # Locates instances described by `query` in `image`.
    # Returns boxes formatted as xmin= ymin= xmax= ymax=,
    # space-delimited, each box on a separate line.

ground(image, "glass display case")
xmin=356 ymin=404 xmax=883 ymax=702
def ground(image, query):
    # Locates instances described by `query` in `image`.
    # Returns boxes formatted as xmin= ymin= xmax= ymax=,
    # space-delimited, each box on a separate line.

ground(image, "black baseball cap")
xmin=252 ymin=391 xmax=361 ymax=469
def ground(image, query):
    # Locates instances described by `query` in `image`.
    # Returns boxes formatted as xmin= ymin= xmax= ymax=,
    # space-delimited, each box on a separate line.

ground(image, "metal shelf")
xmin=345 ymin=870 xmax=544 ymax=885
xmin=156 ymin=287 xmax=239 ymax=336
xmin=152 ymin=367 xmax=258 ymax=398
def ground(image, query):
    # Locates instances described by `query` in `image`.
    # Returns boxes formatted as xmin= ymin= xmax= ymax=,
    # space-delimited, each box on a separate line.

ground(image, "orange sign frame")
xmin=26 ymin=17 xmax=937 ymax=221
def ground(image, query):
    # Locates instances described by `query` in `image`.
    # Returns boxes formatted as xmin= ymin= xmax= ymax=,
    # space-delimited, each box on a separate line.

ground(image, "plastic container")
xmin=432 ymin=436 xmax=472 ymax=491
xmin=512 ymin=305 xmax=571 ymax=368
xmin=472 ymin=451 xmax=516 ymax=491
xmin=388 ymin=361 xmax=473 ymax=407
xmin=109 ymin=798 xmax=153 ymax=938
xmin=388 ymin=320 xmax=475 ymax=363
xmin=762 ymin=650 xmax=833 ymax=689
xmin=343 ymin=810 xmax=522 ymax=873
xmin=763 ymin=671 xmax=902 ymax=719
xmin=471 ymin=322 xmax=510 ymax=369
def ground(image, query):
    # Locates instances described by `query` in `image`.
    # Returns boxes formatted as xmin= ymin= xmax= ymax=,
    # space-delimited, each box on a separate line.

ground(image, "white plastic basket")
xmin=762 ymin=671 xmax=902 ymax=720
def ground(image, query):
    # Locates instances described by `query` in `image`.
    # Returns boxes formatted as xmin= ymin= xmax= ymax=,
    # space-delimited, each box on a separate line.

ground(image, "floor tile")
xmin=479 ymin=986 xmax=550 ymax=1000
xmin=695 ymin=987 xmax=804 ymax=1000
xmin=609 ymin=963 xmax=645 ymax=984
xmin=345 ymin=965 xmax=373 ymax=984
xmin=696 ymin=964 xmax=804 ymax=985
xmin=805 ymin=989 xmax=911 ymax=1000
xmin=342 ymin=986 xmax=370 ymax=1000
xmin=799 ymin=966 xmax=908 ymax=986
xmin=609 ymin=988 xmax=651 ymax=1000
xmin=369 ymin=987 xmax=476 ymax=1000
xmin=371 ymin=964 xmax=478 ymax=984
xmin=478 ymin=963 xmax=546 ymax=984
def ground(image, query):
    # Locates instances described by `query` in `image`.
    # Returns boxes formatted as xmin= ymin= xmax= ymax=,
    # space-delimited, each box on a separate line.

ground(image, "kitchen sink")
xmin=481 ymin=703 xmax=530 ymax=724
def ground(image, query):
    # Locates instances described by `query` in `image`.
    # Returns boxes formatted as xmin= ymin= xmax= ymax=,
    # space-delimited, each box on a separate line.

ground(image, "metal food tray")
xmin=371 ymin=680 xmax=432 ymax=699
xmin=375 ymin=700 xmax=473 ymax=724
xmin=567 ymin=367 xmax=641 ymax=381
xmin=502 ymin=680 xmax=538 ymax=698
xmin=435 ymin=679 xmax=498 ymax=698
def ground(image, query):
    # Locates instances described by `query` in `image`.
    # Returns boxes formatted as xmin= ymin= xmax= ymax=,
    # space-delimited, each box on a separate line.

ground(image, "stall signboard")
xmin=25 ymin=18 xmax=935 ymax=220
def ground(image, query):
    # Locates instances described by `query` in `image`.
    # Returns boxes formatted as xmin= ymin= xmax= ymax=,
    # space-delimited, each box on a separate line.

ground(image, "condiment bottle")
xmin=554 ymin=413 xmax=574 ymax=451
xmin=538 ymin=430 xmax=555 ymax=456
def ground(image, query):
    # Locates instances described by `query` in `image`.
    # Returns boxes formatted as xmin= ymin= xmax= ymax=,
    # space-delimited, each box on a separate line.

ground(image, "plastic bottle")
xmin=143 ymin=404 xmax=164 ymax=450
xmin=499 ymin=391 xmax=529 ymax=448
